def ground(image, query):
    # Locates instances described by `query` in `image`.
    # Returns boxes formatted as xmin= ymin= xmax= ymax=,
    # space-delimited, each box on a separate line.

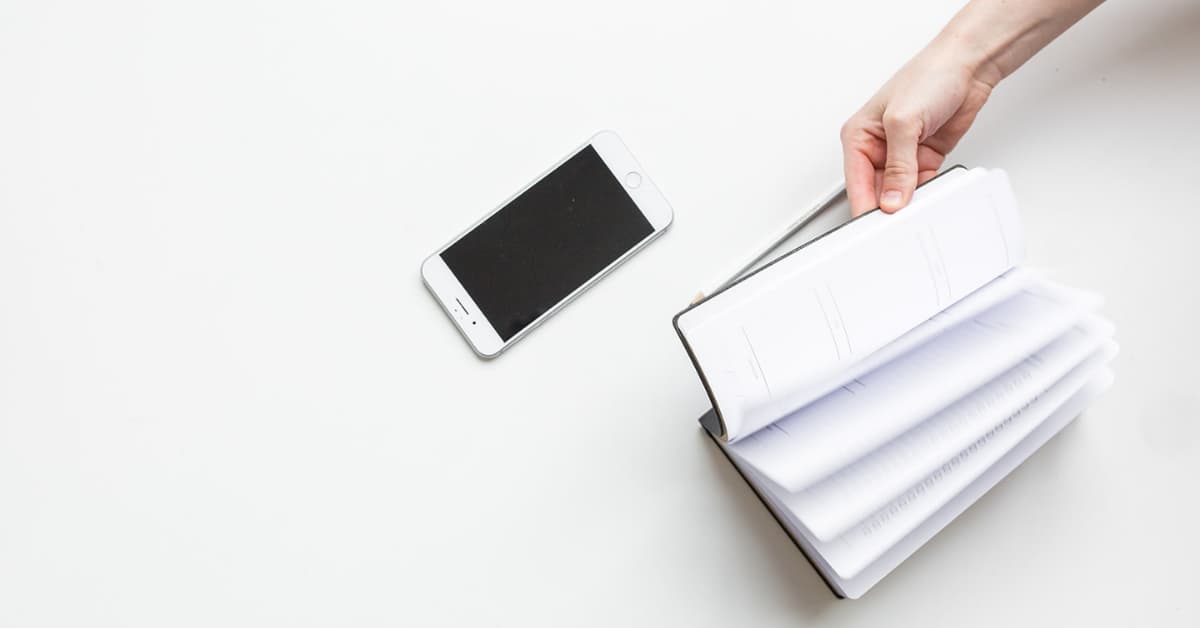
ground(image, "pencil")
xmin=691 ymin=181 xmax=845 ymax=305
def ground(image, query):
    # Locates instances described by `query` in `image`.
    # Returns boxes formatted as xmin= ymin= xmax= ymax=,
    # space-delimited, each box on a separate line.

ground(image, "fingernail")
xmin=881 ymin=190 xmax=902 ymax=208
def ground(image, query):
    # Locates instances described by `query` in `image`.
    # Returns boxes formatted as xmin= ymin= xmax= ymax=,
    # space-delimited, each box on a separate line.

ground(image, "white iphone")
xmin=421 ymin=131 xmax=673 ymax=358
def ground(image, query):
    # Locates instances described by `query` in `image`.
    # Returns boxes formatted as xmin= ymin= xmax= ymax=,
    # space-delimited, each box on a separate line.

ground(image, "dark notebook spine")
xmin=700 ymin=421 xmax=845 ymax=599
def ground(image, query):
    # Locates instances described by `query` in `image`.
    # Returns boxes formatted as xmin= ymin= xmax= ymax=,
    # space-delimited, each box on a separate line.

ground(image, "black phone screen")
xmin=440 ymin=145 xmax=653 ymax=341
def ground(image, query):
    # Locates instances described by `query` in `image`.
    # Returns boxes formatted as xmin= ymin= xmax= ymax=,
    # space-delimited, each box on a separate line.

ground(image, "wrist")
xmin=930 ymin=20 xmax=1006 ymax=88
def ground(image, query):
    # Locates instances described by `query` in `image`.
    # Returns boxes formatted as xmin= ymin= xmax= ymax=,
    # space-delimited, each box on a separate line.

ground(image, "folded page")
xmin=728 ymin=277 xmax=1101 ymax=492
xmin=748 ymin=267 xmax=1035 ymax=430
xmin=728 ymin=369 xmax=1112 ymax=598
xmin=676 ymin=168 xmax=1024 ymax=441
xmin=815 ymin=344 xmax=1118 ymax=579
xmin=786 ymin=315 xmax=1114 ymax=541
xmin=830 ymin=370 xmax=1113 ymax=598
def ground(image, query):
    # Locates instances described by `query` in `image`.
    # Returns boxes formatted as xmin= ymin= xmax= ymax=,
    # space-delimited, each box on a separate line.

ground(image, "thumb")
xmin=879 ymin=111 xmax=922 ymax=212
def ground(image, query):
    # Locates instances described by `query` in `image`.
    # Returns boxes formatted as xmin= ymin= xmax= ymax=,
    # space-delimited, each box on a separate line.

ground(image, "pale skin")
xmin=841 ymin=0 xmax=1106 ymax=217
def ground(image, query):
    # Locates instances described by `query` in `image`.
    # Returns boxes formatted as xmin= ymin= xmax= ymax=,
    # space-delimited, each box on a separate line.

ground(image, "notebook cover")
xmin=674 ymin=166 xmax=969 ymax=440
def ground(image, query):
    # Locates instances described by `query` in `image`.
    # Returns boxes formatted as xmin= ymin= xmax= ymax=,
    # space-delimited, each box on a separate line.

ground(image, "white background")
xmin=2 ymin=1 xmax=1198 ymax=626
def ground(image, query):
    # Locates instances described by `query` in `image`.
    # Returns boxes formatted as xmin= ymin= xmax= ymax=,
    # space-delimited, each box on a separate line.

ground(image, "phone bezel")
xmin=420 ymin=130 xmax=674 ymax=358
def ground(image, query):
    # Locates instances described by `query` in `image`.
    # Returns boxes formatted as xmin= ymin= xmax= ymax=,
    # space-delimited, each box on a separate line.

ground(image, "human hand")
xmin=840 ymin=43 xmax=1000 ymax=217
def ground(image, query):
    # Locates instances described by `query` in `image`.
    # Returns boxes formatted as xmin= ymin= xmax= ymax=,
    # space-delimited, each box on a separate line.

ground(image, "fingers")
xmin=843 ymin=148 xmax=878 ymax=218
xmin=917 ymin=144 xmax=946 ymax=174
xmin=879 ymin=111 xmax=923 ymax=213
xmin=841 ymin=118 xmax=884 ymax=217
xmin=917 ymin=144 xmax=945 ymax=186
xmin=841 ymin=113 xmax=945 ymax=217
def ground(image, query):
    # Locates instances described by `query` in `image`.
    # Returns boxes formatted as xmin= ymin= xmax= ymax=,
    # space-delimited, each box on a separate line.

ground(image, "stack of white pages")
xmin=673 ymin=167 xmax=1116 ymax=599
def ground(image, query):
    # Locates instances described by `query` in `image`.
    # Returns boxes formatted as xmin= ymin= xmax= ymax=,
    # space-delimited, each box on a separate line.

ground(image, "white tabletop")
xmin=2 ymin=1 xmax=1198 ymax=625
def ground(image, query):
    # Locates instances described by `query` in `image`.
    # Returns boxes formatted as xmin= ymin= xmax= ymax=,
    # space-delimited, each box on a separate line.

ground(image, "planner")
xmin=673 ymin=167 xmax=1116 ymax=599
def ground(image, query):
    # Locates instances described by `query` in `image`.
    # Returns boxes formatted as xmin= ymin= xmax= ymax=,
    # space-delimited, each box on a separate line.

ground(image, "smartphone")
xmin=421 ymin=131 xmax=673 ymax=358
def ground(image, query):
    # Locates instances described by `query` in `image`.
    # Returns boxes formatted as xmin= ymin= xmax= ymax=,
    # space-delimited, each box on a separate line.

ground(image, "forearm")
xmin=932 ymin=0 xmax=1105 ymax=86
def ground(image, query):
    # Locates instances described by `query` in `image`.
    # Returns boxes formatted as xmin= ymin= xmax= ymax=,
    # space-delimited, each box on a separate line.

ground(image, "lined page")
xmin=814 ymin=344 xmax=1118 ymax=579
xmin=727 ymin=370 xmax=1113 ymax=598
xmin=728 ymin=278 xmax=1101 ymax=492
xmin=677 ymin=168 xmax=1025 ymax=441
xmin=784 ymin=316 xmax=1115 ymax=541
xmin=829 ymin=372 xmax=1114 ymax=598
xmin=750 ymin=267 xmax=1033 ymax=430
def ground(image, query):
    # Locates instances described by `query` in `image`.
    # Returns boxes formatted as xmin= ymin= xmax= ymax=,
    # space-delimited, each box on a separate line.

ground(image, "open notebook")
xmin=672 ymin=166 xmax=1116 ymax=599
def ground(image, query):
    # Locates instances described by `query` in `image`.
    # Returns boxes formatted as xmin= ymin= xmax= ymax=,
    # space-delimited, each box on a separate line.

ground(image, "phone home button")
xmin=624 ymin=171 xmax=642 ymax=189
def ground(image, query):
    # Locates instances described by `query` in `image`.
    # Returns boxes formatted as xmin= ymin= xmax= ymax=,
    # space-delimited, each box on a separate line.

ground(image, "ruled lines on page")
xmin=829 ymin=373 xmax=1113 ymax=598
xmin=783 ymin=316 xmax=1115 ymax=541
xmin=727 ymin=277 xmax=1102 ymax=493
xmin=814 ymin=345 xmax=1117 ymax=579
xmin=678 ymin=168 xmax=1024 ymax=441
xmin=754 ymin=268 xmax=1032 ymax=426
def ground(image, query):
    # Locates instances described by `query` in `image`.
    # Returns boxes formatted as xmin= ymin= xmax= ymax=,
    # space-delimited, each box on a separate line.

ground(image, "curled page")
xmin=814 ymin=347 xmax=1117 ymax=579
xmin=727 ymin=277 xmax=1102 ymax=492
xmin=675 ymin=168 xmax=1025 ymax=441
xmin=781 ymin=315 xmax=1114 ymax=541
